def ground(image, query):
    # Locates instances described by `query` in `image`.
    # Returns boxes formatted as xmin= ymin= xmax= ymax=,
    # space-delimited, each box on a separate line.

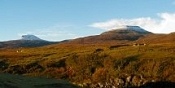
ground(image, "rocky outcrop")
xmin=74 ymin=74 xmax=175 ymax=88
xmin=89 ymin=75 xmax=146 ymax=88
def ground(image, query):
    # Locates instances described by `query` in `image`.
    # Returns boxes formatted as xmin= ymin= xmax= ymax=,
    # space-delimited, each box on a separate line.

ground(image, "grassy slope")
xmin=0 ymin=43 xmax=175 ymax=86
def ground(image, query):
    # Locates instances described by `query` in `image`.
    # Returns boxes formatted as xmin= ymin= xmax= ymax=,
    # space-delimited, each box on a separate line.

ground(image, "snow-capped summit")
xmin=21 ymin=35 xmax=42 ymax=40
xmin=112 ymin=25 xmax=149 ymax=33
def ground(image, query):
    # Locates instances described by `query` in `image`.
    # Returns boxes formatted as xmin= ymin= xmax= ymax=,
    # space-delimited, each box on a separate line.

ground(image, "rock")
xmin=131 ymin=75 xmax=142 ymax=86
xmin=98 ymin=83 xmax=104 ymax=88
xmin=77 ymin=84 xmax=84 ymax=87
xmin=126 ymin=75 xmax=132 ymax=83
xmin=114 ymin=78 xmax=124 ymax=86
xmin=112 ymin=86 xmax=116 ymax=88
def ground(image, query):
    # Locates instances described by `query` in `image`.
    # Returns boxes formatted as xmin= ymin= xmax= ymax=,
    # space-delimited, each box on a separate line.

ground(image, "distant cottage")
xmin=16 ymin=49 xmax=23 ymax=53
xmin=133 ymin=43 xmax=146 ymax=46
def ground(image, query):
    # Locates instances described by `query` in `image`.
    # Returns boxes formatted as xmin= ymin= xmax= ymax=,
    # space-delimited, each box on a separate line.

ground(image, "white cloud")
xmin=18 ymin=24 xmax=81 ymax=41
xmin=90 ymin=13 xmax=175 ymax=33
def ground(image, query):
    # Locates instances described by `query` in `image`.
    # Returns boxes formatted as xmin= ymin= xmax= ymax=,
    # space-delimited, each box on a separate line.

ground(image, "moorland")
xmin=0 ymin=27 xmax=175 ymax=88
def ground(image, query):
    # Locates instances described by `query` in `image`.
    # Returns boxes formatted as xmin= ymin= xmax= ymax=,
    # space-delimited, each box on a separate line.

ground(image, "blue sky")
xmin=0 ymin=0 xmax=175 ymax=41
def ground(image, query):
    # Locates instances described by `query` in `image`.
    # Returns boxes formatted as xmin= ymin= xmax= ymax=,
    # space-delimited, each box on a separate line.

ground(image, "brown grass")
xmin=0 ymin=42 xmax=175 ymax=85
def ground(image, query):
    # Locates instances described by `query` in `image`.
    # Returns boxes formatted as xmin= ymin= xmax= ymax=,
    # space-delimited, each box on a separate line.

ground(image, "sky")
xmin=0 ymin=0 xmax=175 ymax=41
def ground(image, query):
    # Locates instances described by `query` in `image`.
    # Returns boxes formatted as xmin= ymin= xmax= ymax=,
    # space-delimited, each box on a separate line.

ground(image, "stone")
xmin=126 ymin=75 xmax=132 ymax=83
xmin=132 ymin=75 xmax=142 ymax=86
xmin=114 ymin=78 xmax=124 ymax=86
xmin=98 ymin=83 xmax=103 ymax=88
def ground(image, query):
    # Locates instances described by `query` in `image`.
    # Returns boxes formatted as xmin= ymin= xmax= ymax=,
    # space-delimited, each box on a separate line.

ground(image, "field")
xmin=0 ymin=43 xmax=175 ymax=87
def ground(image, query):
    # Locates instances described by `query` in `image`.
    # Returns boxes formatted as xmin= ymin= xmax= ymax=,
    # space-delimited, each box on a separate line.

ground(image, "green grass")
xmin=0 ymin=73 xmax=77 ymax=88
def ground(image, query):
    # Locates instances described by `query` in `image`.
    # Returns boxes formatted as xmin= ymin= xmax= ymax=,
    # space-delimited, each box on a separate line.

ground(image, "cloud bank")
xmin=90 ymin=13 xmax=175 ymax=33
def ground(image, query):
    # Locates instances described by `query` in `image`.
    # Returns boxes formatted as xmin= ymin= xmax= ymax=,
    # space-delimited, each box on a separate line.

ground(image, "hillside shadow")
xmin=138 ymin=81 xmax=175 ymax=88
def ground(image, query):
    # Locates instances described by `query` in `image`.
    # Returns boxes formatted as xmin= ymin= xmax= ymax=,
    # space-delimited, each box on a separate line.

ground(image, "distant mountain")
xmin=111 ymin=25 xmax=150 ymax=33
xmin=100 ymin=26 xmax=151 ymax=40
xmin=0 ymin=35 xmax=58 ymax=49
xmin=67 ymin=26 xmax=151 ymax=44
xmin=21 ymin=34 xmax=42 ymax=40
xmin=1 ymin=26 xmax=175 ymax=48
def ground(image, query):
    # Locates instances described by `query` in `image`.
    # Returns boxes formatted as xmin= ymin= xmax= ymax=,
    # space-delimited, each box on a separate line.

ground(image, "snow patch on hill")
xmin=21 ymin=35 xmax=42 ymax=40
xmin=112 ymin=25 xmax=149 ymax=33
